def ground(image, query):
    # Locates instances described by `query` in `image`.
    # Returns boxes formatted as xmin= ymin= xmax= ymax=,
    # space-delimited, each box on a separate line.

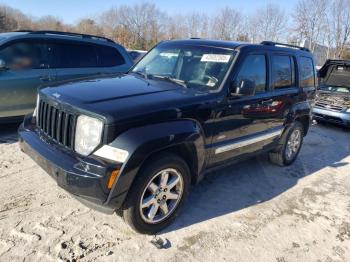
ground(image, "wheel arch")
xmin=104 ymin=120 xmax=206 ymax=209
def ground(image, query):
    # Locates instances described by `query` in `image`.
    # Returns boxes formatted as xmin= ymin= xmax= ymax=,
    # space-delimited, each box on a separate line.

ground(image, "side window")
xmin=51 ymin=42 xmax=97 ymax=68
xmin=235 ymin=54 xmax=267 ymax=93
xmin=96 ymin=45 xmax=125 ymax=67
xmin=0 ymin=41 xmax=49 ymax=70
xmin=272 ymin=55 xmax=295 ymax=89
xmin=299 ymin=57 xmax=315 ymax=88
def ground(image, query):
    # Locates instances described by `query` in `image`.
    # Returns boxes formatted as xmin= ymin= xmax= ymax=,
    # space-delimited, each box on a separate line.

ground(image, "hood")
xmin=41 ymin=74 xmax=211 ymax=124
xmin=42 ymin=74 xmax=179 ymax=104
xmin=318 ymin=59 xmax=350 ymax=88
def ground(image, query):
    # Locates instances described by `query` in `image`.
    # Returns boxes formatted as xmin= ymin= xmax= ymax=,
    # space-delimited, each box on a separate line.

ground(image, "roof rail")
xmin=260 ymin=41 xmax=310 ymax=52
xmin=14 ymin=30 xmax=34 ymax=33
xmin=28 ymin=30 xmax=115 ymax=43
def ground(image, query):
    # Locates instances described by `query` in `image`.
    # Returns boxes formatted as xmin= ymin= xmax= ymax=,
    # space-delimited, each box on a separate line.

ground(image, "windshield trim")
xmin=129 ymin=43 xmax=238 ymax=93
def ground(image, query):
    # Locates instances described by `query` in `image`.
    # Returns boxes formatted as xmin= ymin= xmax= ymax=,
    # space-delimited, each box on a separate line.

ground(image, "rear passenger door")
xmin=49 ymin=41 xmax=102 ymax=83
xmin=267 ymin=53 xmax=300 ymax=129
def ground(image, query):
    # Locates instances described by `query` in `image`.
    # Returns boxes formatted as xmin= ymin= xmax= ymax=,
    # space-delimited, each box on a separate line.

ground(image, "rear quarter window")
xmin=96 ymin=45 xmax=125 ymax=67
xmin=51 ymin=42 xmax=97 ymax=68
xmin=299 ymin=57 xmax=315 ymax=88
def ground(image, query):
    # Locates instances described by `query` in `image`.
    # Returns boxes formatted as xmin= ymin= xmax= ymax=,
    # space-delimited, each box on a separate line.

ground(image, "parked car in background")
xmin=0 ymin=30 xmax=133 ymax=122
xmin=128 ymin=50 xmax=147 ymax=63
xmin=313 ymin=60 xmax=350 ymax=127
xmin=19 ymin=39 xmax=315 ymax=234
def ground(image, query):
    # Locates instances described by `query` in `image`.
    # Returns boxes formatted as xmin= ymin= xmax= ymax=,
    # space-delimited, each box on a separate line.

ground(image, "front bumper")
xmin=18 ymin=115 xmax=125 ymax=214
xmin=312 ymin=107 xmax=350 ymax=127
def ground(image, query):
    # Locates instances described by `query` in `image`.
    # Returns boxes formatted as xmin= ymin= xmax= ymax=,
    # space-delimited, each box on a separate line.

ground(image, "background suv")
xmin=0 ymin=30 xmax=133 ymax=122
xmin=313 ymin=60 xmax=350 ymax=127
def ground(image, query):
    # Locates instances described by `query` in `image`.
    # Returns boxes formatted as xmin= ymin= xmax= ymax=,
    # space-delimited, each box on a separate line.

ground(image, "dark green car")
xmin=0 ymin=31 xmax=133 ymax=122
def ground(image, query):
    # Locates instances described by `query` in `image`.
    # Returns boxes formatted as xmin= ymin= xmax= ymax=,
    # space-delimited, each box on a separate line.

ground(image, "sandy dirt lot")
xmin=0 ymin=123 xmax=349 ymax=262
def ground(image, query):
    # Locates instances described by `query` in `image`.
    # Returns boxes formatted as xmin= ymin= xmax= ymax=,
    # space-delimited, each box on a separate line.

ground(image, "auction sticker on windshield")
xmin=201 ymin=54 xmax=231 ymax=63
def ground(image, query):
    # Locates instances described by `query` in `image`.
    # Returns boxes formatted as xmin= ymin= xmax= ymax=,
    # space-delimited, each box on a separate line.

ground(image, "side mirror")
xmin=0 ymin=59 xmax=7 ymax=71
xmin=231 ymin=79 xmax=256 ymax=96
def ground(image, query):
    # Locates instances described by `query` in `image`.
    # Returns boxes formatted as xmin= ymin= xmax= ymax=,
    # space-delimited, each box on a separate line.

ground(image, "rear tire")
xmin=269 ymin=122 xmax=304 ymax=166
xmin=122 ymin=153 xmax=190 ymax=234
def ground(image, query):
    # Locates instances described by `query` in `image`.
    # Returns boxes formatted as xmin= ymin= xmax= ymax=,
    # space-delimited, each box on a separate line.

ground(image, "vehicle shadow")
xmin=0 ymin=123 xmax=20 ymax=144
xmin=163 ymin=124 xmax=350 ymax=233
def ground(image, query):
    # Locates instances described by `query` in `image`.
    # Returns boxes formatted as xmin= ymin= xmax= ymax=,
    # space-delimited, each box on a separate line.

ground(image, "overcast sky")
xmin=0 ymin=0 xmax=297 ymax=24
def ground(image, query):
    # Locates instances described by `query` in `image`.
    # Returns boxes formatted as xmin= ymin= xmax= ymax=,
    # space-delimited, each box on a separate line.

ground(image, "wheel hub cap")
xmin=140 ymin=168 xmax=183 ymax=224
xmin=285 ymin=129 xmax=301 ymax=160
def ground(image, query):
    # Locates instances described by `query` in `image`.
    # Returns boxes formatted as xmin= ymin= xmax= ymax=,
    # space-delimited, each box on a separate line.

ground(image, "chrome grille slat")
xmin=37 ymin=98 xmax=76 ymax=149
xmin=315 ymin=101 xmax=344 ymax=112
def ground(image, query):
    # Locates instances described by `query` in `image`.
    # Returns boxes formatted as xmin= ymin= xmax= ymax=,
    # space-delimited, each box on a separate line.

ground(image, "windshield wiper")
xmin=131 ymin=71 xmax=149 ymax=79
xmin=151 ymin=75 xmax=187 ymax=88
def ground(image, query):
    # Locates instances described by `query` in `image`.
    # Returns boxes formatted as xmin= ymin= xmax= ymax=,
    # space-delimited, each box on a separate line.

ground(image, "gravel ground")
xmin=0 ymin=122 xmax=349 ymax=262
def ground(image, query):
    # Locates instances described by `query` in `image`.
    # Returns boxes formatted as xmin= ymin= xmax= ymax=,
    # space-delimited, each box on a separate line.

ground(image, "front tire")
xmin=122 ymin=154 xmax=190 ymax=234
xmin=269 ymin=122 xmax=304 ymax=166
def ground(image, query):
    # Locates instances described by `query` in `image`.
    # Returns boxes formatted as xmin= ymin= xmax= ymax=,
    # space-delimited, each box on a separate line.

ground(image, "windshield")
xmin=131 ymin=44 xmax=235 ymax=90
xmin=319 ymin=86 xmax=350 ymax=93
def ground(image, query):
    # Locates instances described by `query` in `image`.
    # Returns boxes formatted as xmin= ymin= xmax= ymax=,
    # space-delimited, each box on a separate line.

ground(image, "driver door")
xmin=210 ymin=52 xmax=283 ymax=166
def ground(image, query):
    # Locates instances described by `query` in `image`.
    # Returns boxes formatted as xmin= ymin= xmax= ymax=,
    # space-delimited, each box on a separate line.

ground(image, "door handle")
xmin=261 ymin=99 xmax=273 ymax=105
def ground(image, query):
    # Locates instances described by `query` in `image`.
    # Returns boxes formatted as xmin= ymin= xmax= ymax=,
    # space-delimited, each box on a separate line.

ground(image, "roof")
xmin=162 ymin=39 xmax=244 ymax=50
xmin=0 ymin=32 xmax=29 ymax=39
xmin=0 ymin=31 xmax=116 ymax=45
xmin=160 ymin=39 xmax=311 ymax=55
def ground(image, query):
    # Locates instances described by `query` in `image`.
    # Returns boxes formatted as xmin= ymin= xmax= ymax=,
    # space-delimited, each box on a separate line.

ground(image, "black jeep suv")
xmin=19 ymin=39 xmax=316 ymax=234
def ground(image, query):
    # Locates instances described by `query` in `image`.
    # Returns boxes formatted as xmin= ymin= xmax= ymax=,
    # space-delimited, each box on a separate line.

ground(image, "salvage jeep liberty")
xmin=19 ymin=39 xmax=316 ymax=234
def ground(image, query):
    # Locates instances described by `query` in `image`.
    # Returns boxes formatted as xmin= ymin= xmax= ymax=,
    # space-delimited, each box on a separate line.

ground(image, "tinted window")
xmin=97 ymin=45 xmax=125 ymax=67
xmin=300 ymin=57 xmax=315 ymax=88
xmin=235 ymin=54 xmax=267 ymax=92
xmin=272 ymin=55 xmax=295 ymax=89
xmin=51 ymin=43 xmax=97 ymax=68
xmin=0 ymin=41 xmax=49 ymax=70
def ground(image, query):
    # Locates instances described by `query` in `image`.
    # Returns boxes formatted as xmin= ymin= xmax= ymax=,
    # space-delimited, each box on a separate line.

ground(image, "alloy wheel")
xmin=139 ymin=168 xmax=184 ymax=224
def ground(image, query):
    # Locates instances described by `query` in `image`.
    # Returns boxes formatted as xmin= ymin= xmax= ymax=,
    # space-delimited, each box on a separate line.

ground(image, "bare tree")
xmin=250 ymin=4 xmax=288 ymax=42
xmin=293 ymin=0 xmax=328 ymax=52
xmin=211 ymin=7 xmax=243 ymax=40
xmin=0 ymin=6 xmax=18 ymax=32
xmin=76 ymin=18 xmax=102 ymax=36
xmin=34 ymin=15 xmax=65 ymax=31
xmin=329 ymin=0 xmax=350 ymax=58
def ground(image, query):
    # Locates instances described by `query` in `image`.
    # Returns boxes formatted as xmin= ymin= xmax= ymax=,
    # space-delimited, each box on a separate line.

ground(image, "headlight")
xmin=347 ymin=108 xmax=350 ymax=113
xmin=75 ymin=115 xmax=103 ymax=156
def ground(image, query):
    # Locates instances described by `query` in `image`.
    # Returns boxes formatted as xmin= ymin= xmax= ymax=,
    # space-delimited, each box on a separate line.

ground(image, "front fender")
xmin=104 ymin=120 xmax=205 ymax=209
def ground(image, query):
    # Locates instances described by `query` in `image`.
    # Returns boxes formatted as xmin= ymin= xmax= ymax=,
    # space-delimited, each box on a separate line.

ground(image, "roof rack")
xmin=260 ymin=41 xmax=310 ymax=52
xmin=27 ymin=30 xmax=115 ymax=43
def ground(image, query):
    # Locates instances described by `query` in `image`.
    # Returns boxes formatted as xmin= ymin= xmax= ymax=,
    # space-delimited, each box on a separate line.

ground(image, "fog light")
xmin=107 ymin=170 xmax=120 ymax=189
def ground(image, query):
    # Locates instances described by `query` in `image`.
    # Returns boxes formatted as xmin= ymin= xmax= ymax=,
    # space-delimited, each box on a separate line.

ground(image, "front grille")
xmin=37 ymin=98 xmax=77 ymax=149
xmin=315 ymin=101 xmax=344 ymax=112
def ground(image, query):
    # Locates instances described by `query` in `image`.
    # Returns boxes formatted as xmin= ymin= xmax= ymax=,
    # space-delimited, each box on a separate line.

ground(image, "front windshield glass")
xmin=132 ymin=44 xmax=235 ymax=90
